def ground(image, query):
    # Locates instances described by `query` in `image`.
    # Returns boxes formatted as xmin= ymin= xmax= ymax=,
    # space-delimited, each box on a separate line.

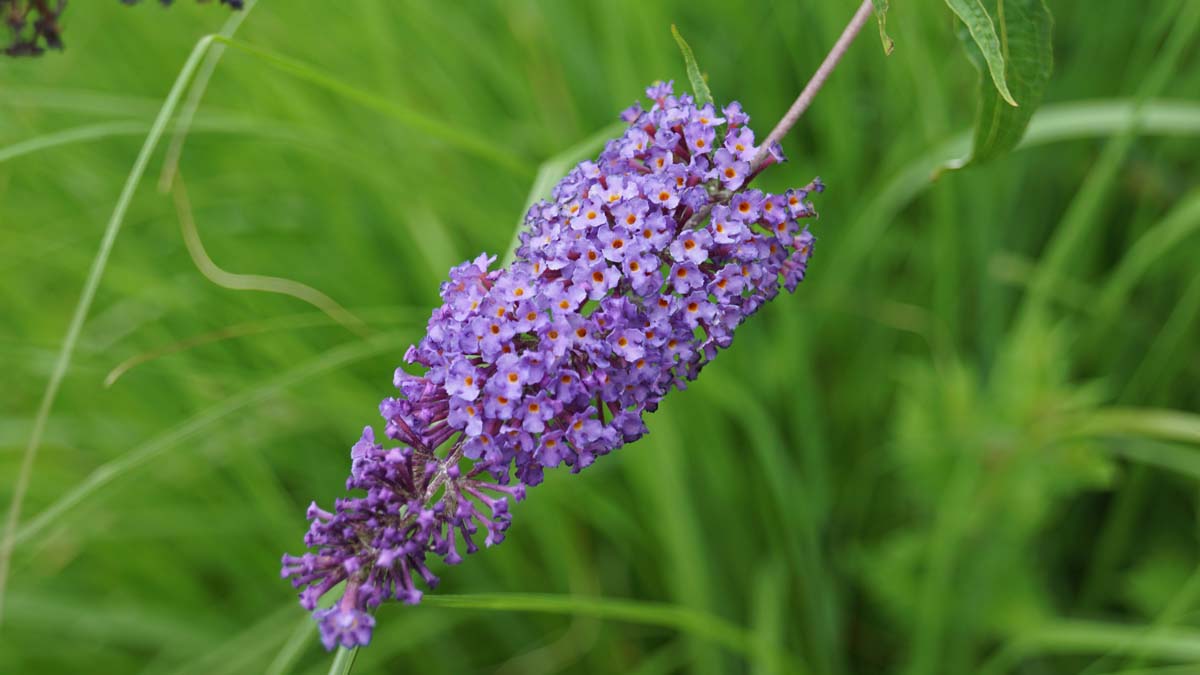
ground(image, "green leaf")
xmin=1067 ymin=408 xmax=1200 ymax=447
xmin=421 ymin=593 xmax=804 ymax=672
xmin=1105 ymin=439 xmax=1200 ymax=483
xmin=670 ymin=25 xmax=713 ymax=106
xmin=945 ymin=0 xmax=1019 ymax=107
xmin=214 ymin=36 xmax=532 ymax=178
xmin=871 ymin=0 xmax=896 ymax=55
xmin=326 ymin=646 xmax=361 ymax=675
xmin=946 ymin=0 xmax=1054 ymax=169
xmin=502 ymin=121 xmax=627 ymax=266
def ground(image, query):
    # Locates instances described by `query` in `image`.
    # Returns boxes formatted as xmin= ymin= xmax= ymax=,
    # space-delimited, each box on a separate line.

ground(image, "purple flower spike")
xmin=283 ymin=80 xmax=823 ymax=650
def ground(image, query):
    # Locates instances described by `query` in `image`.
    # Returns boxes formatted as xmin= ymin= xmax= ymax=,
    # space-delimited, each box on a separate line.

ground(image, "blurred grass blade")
xmin=670 ymin=25 xmax=713 ymax=105
xmin=0 ymin=121 xmax=152 ymax=163
xmin=172 ymin=174 xmax=369 ymax=337
xmin=103 ymin=307 xmax=418 ymax=387
xmin=1017 ymin=2 xmax=1200 ymax=329
xmin=5 ymin=590 xmax=220 ymax=652
xmin=945 ymin=0 xmax=1019 ymax=106
xmin=0 ymin=32 xmax=223 ymax=627
xmin=424 ymin=593 xmax=805 ymax=673
xmin=1104 ymin=440 xmax=1200 ymax=483
xmin=626 ymin=411 xmax=723 ymax=675
xmin=0 ymin=86 xmax=164 ymax=117
xmin=1019 ymin=100 xmax=1200 ymax=144
xmin=12 ymin=333 xmax=403 ymax=547
xmin=264 ymin=616 xmax=315 ymax=675
xmin=871 ymin=0 xmax=896 ymax=54
xmin=751 ymin=558 xmax=791 ymax=675
xmin=0 ymin=118 xmax=300 ymax=165
xmin=697 ymin=371 xmax=839 ymax=673
xmin=159 ymin=0 xmax=259 ymax=191
xmin=826 ymin=99 xmax=1200 ymax=290
xmin=326 ymin=646 xmax=360 ymax=675
xmin=1005 ymin=619 xmax=1200 ymax=661
xmin=212 ymin=36 xmax=531 ymax=178
xmin=1067 ymin=409 xmax=1200 ymax=446
xmin=169 ymin=604 xmax=302 ymax=675
xmin=945 ymin=0 xmax=1052 ymax=170
xmin=502 ymin=121 xmax=627 ymax=266
xmin=1094 ymin=188 xmax=1200 ymax=330
xmin=1122 ymin=273 xmax=1200 ymax=401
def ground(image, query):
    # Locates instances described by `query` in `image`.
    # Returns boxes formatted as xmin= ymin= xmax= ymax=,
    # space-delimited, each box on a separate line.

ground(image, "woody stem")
xmin=751 ymin=0 xmax=874 ymax=172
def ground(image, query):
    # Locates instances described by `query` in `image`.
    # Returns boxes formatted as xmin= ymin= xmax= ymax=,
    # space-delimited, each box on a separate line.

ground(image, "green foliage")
xmin=944 ymin=0 xmax=1019 ymax=107
xmin=326 ymin=646 xmax=360 ymax=675
xmin=670 ymin=25 xmax=713 ymax=106
xmin=949 ymin=0 xmax=1054 ymax=169
xmin=871 ymin=0 xmax=896 ymax=55
xmin=0 ymin=1 xmax=1198 ymax=674
xmin=886 ymin=320 xmax=1114 ymax=672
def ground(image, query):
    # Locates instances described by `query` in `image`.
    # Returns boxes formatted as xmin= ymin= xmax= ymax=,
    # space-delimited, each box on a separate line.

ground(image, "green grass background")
xmin=2 ymin=0 xmax=1199 ymax=673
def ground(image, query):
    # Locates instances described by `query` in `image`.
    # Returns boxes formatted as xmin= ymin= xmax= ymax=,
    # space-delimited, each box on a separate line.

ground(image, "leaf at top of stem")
xmin=871 ymin=0 xmax=896 ymax=55
xmin=944 ymin=0 xmax=1053 ymax=171
xmin=670 ymin=24 xmax=713 ymax=106
xmin=944 ymin=0 xmax=1019 ymax=107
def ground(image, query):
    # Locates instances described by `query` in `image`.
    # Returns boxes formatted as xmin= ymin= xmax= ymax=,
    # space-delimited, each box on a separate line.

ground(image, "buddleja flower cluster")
xmin=2 ymin=0 xmax=241 ymax=57
xmin=282 ymin=81 xmax=823 ymax=651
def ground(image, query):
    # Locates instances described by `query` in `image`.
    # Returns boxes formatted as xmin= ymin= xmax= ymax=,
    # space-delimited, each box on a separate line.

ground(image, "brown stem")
xmin=750 ymin=0 xmax=875 ymax=172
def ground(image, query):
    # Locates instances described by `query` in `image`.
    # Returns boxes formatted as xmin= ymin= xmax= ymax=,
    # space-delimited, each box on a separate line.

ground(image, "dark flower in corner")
xmin=2 ymin=0 xmax=242 ymax=57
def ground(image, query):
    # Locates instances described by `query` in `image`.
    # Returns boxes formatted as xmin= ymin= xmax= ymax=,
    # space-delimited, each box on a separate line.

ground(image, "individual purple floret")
xmin=283 ymin=81 xmax=823 ymax=650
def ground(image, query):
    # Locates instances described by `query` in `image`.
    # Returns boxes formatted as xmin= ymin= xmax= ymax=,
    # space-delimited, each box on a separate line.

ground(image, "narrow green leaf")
xmin=212 ymin=36 xmax=532 ymax=178
xmin=826 ymin=99 xmax=1200 ymax=291
xmin=421 ymin=592 xmax=805 ymax=673
xmin=502 ymin=121 xmax=626 ymax=266
xmin=263 ymin=615 xmax=315 ymax=675
xmin=670 ymin=25 xmax=713 ymax=106
xmin=326 ymin=646 xmax=361 ymax=675
xmin=1067 ymin=408 xmax=1200 ymax=447
xmin=12 ymin=333 xmax=405 ymax=547
xmin=945 ymin=0 xmax=1019 ymax=106
xmin=0 ymin=30 xmax=225 ymax=628
xmin=1104 ymin=440 xmax=1200 ymax=483
xmin=871 ymin=0 xmax=896 ymax=55
xmin=1004 ymin=619 xmax=1200 ymax=661
xmin=0 ymin=118 xmax=288 ymax=164
xmin=1094 ymin=188 xmax=1200 ymax=332
xmin=946 ymin=0 xmax=1053 ymax=169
